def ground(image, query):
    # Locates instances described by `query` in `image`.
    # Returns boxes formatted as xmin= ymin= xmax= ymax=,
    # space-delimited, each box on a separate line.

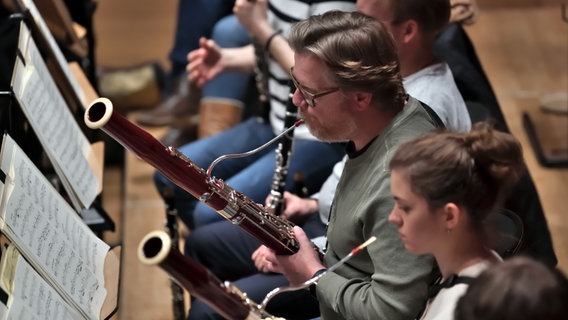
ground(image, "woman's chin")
xmin=404 ymin=243 xmax=423 ymax=255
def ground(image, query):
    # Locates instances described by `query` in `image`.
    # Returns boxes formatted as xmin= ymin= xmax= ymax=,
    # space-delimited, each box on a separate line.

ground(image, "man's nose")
xmin=291 ymin=89 xmax=303 ymax=108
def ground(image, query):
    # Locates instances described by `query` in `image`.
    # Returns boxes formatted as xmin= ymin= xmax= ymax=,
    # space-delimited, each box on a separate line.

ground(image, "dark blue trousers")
xmin=185 ymin=214 xmax=326 ymax=319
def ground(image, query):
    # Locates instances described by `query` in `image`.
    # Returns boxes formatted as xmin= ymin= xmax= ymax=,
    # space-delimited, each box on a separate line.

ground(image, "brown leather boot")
xmin=159 ymin=117 xmax=200 ymax=148
xmin=198 ymin=99 xmax=244 ymax=138
xmin=98 ymin=62 xmax=165 ymax=114
xmin=136 ymin=77 xmax=201 ymax=127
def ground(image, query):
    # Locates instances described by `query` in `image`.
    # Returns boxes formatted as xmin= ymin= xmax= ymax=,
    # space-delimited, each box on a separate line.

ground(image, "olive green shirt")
xmin=317 ymin=96 xmax=439 ymax=320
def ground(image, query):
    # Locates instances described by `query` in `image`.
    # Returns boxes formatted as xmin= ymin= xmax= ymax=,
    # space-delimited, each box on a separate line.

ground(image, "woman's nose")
xmin=388 ymin=209 xmax=401 ymax=226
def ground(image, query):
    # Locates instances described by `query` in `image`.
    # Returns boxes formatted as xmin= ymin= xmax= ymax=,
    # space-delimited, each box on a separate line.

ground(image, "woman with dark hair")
xmin=388 ymin=122 xmax=526 ymax=319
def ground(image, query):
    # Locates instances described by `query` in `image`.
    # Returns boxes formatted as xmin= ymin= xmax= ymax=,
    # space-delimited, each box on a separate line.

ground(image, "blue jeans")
xmin=171 ymin=7 xmax=254 ymax=109
xmin=168 ymin=0 xmax=236 ymax=78
xmin=154 ymin=117 xmax=345 ymax=229
xmin=202 ymin=15 xmax=252 ymax=102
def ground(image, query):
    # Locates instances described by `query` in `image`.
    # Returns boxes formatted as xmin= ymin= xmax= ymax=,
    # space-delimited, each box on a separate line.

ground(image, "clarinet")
xmin=162 ymin=187 xmax=186 ymax=320
xmin=252 ymin=38 xmax=271 ymax=119
xmin=84 ymin=97 xmax=299 ymax=255
xmin=268 ymin=83 xmax=297 ymax=216
xmin=138 ymin=230 xmax=283 ymax=320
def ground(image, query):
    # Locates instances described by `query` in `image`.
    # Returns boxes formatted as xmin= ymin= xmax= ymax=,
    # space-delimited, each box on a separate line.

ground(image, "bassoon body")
xmin=84 ymin=97 xmax=299 ymax=255
xmin=138 ymin=231 xmax=281 ymax=320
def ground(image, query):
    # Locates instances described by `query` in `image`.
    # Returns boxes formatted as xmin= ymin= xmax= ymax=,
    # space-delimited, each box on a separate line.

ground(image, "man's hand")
xmin=265 ymin=191 xmax=319 ymax=224
xmin=264 ymin=226 xmax=325 ymax=286
xmin=252 ymin=245 xmax=273 ymax=273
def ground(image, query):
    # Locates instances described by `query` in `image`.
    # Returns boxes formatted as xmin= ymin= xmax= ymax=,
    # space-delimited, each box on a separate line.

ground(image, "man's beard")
xmin=300 ymin=110 xmax=355 ymax=143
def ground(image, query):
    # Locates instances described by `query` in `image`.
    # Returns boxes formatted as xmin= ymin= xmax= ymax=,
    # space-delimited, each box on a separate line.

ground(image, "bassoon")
xmin=139 ymin=231 xmax=377 ymax=320
xmin=138 ymin=230 xmax=282 ymax=320
xmin=84 ymin=97 xmax=299 ymax=255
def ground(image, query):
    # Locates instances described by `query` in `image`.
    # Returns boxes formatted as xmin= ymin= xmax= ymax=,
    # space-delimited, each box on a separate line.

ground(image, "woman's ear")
xmin=443 ymin=203 xmax=461 ymax=232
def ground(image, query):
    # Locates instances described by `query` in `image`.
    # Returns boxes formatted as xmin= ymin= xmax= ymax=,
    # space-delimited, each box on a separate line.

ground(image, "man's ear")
xmin=352 ymin=91 xmax=373 ymax=111
xmin=401 ymin=19 xmax=419 ymax=44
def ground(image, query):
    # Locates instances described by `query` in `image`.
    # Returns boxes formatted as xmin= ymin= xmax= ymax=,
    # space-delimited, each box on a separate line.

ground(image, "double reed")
xmin=84 ymin=97 xmax=298 ymax=255
xmin=138 ymin=231 xmax=279 ymax=320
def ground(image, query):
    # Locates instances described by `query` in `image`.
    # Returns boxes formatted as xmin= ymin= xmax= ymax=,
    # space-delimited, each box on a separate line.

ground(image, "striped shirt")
xmin=265 ymin=0 xmax=357 ymax=139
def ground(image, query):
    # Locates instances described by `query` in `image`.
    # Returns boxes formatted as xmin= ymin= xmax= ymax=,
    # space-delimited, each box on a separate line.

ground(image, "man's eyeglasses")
xmin=289 ymin=67 xmax=339 ymax=108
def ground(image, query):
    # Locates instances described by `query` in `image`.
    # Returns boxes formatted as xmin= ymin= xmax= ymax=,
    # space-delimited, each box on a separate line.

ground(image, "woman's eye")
xmin=395 ymin=203 xmax=409 ymax=213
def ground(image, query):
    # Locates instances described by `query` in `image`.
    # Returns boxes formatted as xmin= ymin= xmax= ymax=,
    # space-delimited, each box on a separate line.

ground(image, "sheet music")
xmin=10 ymin=22 xmax=99 ymax=209
xmin=19 ymin=0 xmax=86 ymax=106
xmin=0 ymin=134 xmax=108 ymax=320
xmin=1 ymin=245 xmax=83 ymax=320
